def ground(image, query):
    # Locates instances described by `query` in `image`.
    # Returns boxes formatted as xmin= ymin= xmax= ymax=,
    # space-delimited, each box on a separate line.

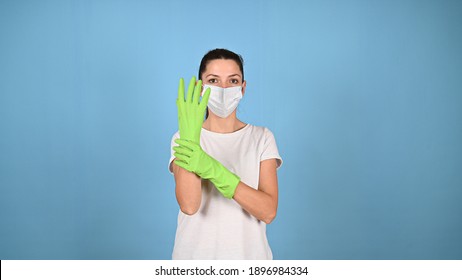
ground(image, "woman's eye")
xmin=230 ymin=79 xmax=239 ymax=84
xmin=208 ymin=78 xmax=218 ymax=84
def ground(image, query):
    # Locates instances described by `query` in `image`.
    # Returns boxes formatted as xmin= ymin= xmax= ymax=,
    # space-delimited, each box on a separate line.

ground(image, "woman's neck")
xmin=202 ymin=114 xmax=246 ymax=134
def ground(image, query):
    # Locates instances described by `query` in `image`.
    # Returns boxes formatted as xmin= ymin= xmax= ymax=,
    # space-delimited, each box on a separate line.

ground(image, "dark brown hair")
xmin=198 ymin=48 xmax=244 ymax=81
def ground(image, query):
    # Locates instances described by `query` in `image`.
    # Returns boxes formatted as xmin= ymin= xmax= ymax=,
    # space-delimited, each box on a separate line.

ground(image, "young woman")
xmin=169 ymin=49 xmax=282 ymax=259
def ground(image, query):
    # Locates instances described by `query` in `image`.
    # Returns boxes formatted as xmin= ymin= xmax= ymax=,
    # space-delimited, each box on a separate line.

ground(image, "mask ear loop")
xmin=200 ymin=84 xmax=209 ymax=119
xmin=201 ymin=83 xmax=209 ymax=97
xmin=201 ymin=84 xmax=214 ymax=97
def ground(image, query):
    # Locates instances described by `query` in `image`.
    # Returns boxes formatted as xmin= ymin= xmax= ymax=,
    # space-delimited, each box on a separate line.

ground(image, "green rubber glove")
xmin=173 ymin=138 xmax=240 ymax=199
xmin=177 ymin=77 xmax=211 ymax=143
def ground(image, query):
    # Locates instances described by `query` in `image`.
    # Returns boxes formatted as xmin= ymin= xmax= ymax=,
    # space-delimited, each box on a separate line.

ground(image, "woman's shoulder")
xmin=245 ymin=124 xmax=276 ymax=139
xmin=246 ymin=124 xmax=273 ymax=133
xmin=170 ymin=131 xmax=180 ymax=142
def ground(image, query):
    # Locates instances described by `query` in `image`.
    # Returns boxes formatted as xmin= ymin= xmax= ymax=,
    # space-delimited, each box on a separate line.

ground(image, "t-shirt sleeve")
xmin=261 ymin=128 xmax=283 ymax=169
xmin=168 ymin=131 xmax=180 ymax=174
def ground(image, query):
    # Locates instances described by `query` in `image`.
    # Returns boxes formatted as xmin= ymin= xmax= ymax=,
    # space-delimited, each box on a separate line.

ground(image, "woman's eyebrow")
xmin=205 ymin=74 xmax=242 ymax=78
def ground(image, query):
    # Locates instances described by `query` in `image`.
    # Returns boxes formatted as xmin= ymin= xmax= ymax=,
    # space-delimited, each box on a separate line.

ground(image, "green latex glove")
xmin=177 ymin=76 xmax=211 ymax=143
xmin=173 ymin=138 xmax=240 ymax=199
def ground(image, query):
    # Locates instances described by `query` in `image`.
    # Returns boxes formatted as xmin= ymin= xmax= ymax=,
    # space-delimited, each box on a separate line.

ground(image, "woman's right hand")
xmin=176 ymin=76 xmax=211 ymax=144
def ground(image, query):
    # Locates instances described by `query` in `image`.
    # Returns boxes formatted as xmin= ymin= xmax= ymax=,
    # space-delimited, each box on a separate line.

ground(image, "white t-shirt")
xmin=168 ymin=124 xmax=282 ymax=259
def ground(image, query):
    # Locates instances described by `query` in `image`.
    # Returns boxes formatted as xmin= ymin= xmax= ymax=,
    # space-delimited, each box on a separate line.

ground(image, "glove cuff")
xmin=209 ymin=165 xmax=240 ymax=199
xmin=194 ymin=150 xmax=240 ymax=199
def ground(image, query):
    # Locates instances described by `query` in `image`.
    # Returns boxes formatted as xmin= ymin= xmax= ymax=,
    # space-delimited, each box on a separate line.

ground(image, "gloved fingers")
xmin=174 ymin=159 xmax=190 ymax=170
xmin=177 ymin=78 xmax=185 ymax=102
xmin=186 ymin=76 xmax=196 ymax=103
xmin=200 ymin=87 xmax=211 ymax=112
xmin=173 ymin=152 xmax=190 ymax=163
xmin=173 ymin=145 xmax=193 ymax=157
xmin=174 ymin=138 xmax=198 ymax=150
xmin=193 ymin=80 xmax=202 ymax=105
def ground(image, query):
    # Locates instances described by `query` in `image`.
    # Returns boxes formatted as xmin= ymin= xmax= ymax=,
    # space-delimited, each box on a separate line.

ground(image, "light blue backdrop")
xmin=1 ymin=0 xmax=461 ymax=259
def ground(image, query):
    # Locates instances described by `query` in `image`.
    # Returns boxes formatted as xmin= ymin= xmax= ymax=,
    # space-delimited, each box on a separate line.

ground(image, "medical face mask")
xmin=202 ymin=84 xmax=243 ymax=118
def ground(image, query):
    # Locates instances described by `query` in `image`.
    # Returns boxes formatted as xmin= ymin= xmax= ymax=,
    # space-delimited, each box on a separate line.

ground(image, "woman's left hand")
xmin=173 ymin=138 xmax=240 ymax=199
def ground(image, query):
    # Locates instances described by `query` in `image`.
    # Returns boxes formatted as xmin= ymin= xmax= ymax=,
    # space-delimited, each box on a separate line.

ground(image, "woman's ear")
xmin=242 ymin=80 xmax=247 ymax=96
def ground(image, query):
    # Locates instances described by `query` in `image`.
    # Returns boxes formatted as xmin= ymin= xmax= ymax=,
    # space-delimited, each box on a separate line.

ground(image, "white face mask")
xmin=202 ymin=84 xmax=243 ymax=118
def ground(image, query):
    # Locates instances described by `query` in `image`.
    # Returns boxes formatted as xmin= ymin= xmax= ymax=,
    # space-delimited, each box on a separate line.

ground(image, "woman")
xmin=169 ymin=49 xmax=282 ymax=259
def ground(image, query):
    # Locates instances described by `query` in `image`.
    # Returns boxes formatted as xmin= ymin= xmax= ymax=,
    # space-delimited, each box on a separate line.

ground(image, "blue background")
xmin=1 ymin=0 xmax=461 ymax=259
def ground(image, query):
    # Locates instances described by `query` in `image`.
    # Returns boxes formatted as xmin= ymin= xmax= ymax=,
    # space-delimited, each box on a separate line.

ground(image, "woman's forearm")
xmin=233 ymin=181 xmax=278 ymax=224
xmin=173 ymin=160 xmax=202 ymax=215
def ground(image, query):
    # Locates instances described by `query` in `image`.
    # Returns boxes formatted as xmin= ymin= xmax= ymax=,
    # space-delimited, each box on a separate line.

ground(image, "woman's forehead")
xmin=205 ymin=59 xmax=241 ymax=75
